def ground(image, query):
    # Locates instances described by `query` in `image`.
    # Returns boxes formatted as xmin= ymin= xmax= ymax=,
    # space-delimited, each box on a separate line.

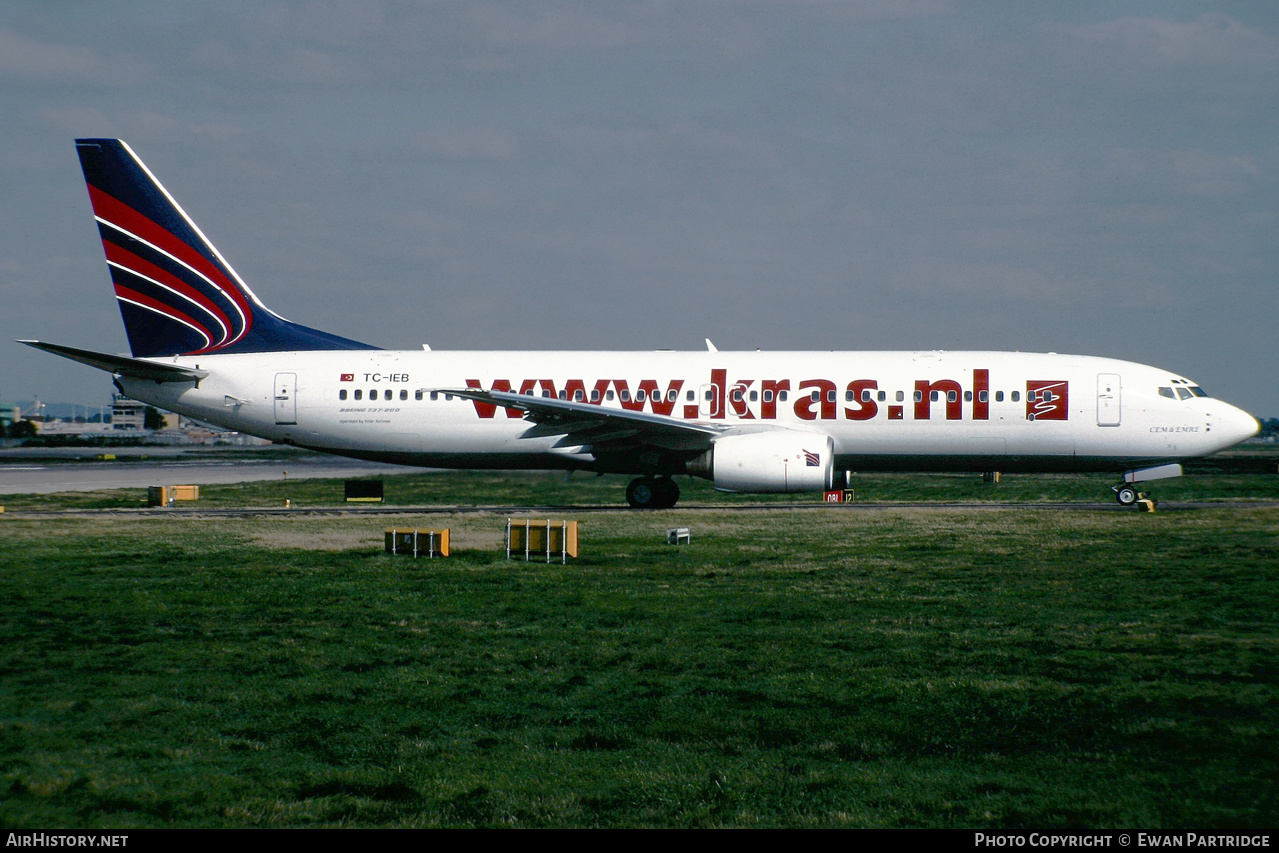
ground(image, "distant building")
xmin=111 ymin=394 xmax=146 ymax=430
xmin=0 ymin=402 xmax=19 ymax=429
xmin=32 ymin=419 xmax=114 ymax=436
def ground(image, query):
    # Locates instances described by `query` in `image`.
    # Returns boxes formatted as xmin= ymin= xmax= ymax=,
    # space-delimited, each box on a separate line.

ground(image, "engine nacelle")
xmin=710 ymin=431 xmax=834 ymax=493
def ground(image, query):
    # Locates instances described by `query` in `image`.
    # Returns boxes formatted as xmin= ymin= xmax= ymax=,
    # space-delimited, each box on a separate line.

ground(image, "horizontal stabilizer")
xmin=18 ymin=340 xmax=208 ymax=383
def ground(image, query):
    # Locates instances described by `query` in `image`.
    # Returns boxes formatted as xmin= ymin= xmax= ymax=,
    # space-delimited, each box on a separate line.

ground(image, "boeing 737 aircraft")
xmin=21 ymin=139 xmax=1260 ymax=507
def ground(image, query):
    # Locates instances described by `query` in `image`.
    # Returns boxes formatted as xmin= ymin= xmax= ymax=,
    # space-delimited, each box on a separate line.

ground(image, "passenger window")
xmin=978 ymin=391 xmax=987 ymax=402
xmin=896 ymin=391 xmax=904 ymax=403
xmin=964 ymin=391 xmax=972 ymax=402
xmin=748 ymin=390 xmax=756 ymax=402
xmin=637 ymin=389 xmax=646 ymax=402
xmin=339 ymin=389 xmax=347 ymax=401
xmin=878 ymin=391 xmax=886 ymax=402
xmin=354 ymin=390 xmax=363 ymax=400
xmin=384 ymin=389 xmax=390 ymax=400
xmin=947 ymin=390 xmax=957 ymax=403
xmin=811 ymin=390 xmax=820 ymax=402
xmin=415 ymin=390 xmax=423 ymax=401
xmin=574 ymin=389 xmax=584 ymax=401
xmin=914 ymin=390 xmax=923 ymax=403
xmin=778 ymin=391 xmax=788 ymax=402
xmin=845 ymin=390 xmax=854 ymax=402
xmin=862 ymin=389 xmax=872 ymax=402
xmin=1011 ymin=391 xmax=1020 ymax=402
xmin=996 ymin=391 xmax=1004 ymax=402
xmin=400 ymin=390 xmax=408 ymax=401
xmin=764 ymin=390 xmax=774 ymax=403
xmin=930 ymin=391 xmax=939 ymax=402
xmin=620 ymin=390 xmax=630 ymax=402
xmin=591 ymin=390 xmax=601 ymax=402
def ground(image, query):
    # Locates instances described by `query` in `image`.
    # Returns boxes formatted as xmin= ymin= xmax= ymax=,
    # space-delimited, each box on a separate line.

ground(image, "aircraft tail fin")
xmin=75 ymin=138 xmax=377 ymax=357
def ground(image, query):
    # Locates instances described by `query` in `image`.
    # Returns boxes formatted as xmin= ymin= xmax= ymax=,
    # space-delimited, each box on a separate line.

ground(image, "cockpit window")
xmin=1160 ymin=383 xmax=1211 ymax=401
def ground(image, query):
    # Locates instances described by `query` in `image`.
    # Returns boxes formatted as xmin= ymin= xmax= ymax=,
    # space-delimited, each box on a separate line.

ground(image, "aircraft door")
xmin=1097 ymin=373 xmax=1121 ymax=427
xmin=274 ymin=372 xmax=297 ymax=425
xmin=699 ymin=384 xmax=719 ymax=417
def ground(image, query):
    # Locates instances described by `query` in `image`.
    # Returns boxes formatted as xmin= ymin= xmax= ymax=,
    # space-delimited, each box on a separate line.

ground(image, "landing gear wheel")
xmin=1114 ymin=485 xmax=1140 ymax=506
xmin=626 ymin=477 xmax=680 ymax=509
xmin=653 ymin=477 xmax=680 ymax=509
xmin=626 ymin=477 xmax=657 ymax=508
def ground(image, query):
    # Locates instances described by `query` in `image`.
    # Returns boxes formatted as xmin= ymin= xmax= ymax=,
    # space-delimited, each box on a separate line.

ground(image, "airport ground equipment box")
xmin=147 ymin=485 xmax=200 ymax=506
xmin=346 ymin=479 xmax=384 ymax=502
xmin=506 ymin=518 xmax=579 ymax=563
xmin=384 ymin=528 xmax=450 ymax=558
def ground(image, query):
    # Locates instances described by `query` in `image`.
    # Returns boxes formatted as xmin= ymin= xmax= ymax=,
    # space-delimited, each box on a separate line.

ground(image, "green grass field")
xmin=2 ymin=468 xmax=1277 ymax=827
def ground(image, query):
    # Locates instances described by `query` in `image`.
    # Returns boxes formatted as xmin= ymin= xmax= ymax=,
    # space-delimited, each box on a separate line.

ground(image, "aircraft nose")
xmin=1218 ymin=405 xmax=1260 ymax=446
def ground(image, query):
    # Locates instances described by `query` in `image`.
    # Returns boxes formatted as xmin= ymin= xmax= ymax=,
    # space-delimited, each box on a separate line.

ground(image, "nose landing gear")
xmin=1113 ymin=484 xmax=1157 ymax=509
xmin=1113 ymin=484 xmax=1141 ymax=506
xmin=1112 ymin=464 xmax=1182 ymax=508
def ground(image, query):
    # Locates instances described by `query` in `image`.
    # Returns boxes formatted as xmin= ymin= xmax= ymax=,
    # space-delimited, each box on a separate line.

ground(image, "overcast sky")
xmin=3 ymin=1 xmax=1276 ymax=416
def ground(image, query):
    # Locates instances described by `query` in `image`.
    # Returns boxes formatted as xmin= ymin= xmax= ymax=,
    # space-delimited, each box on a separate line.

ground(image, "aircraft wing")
xmin=19 ymin=341 xmax=208 ymax=383
xmin=441 ymin=387 xmax=730 ymax=453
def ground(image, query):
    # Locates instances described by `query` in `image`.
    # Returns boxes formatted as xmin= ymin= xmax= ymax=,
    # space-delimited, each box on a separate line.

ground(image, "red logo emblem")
xmin=340 ymin=373 xmax=354 ymax=382
xmin=1026 ymin=380 xmax=1068 ymax=420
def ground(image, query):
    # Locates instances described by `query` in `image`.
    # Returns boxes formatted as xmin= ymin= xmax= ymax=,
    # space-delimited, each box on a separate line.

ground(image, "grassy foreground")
xmin=1 ymin=473 xmax=1277 ymax=827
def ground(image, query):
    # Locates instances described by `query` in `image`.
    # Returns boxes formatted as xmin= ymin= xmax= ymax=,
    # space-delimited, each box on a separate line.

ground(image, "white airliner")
xmin=21 ymin=139 xmax=1260 ymax=508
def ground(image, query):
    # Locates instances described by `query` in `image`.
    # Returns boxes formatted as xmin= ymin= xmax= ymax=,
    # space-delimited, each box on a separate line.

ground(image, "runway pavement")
xmin=0 ymin=446 xmax=411 ymax=494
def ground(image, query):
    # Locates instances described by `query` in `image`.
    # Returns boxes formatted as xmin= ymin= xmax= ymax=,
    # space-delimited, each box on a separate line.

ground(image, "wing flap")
xmin=443 ymin=387 xmax=725 ymax=451
xmin=442 ymin=388 xmax=831 ymax=459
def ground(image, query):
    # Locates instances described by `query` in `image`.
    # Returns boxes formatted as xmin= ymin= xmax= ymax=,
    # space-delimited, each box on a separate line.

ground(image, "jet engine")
xmin=707 ymin=431 xmax=834 ymax=493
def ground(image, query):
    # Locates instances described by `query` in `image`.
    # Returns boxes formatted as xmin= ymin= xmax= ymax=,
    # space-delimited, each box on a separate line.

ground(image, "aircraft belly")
xmin=315 ymin=412 xmax=528 ymax=455
xmin=835 ymin=424 xmax=1046 ymax=458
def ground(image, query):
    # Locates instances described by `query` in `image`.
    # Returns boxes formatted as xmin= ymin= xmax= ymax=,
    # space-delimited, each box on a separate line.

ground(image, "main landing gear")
xmin=626 ymin=476 xmax=680 ymax=509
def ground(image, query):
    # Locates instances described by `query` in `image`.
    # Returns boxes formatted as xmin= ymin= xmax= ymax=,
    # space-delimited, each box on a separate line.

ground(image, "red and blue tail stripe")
xmin=76 ymin=139 xmax=376 ymax=357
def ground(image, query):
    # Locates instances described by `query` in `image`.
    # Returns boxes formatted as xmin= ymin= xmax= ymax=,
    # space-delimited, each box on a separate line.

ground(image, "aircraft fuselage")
xmin=119 ymin=348 xmax=1259 ymax=478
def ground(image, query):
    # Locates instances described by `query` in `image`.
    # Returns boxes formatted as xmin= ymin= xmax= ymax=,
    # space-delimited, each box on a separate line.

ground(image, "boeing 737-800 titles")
xmin=21 ymin=139 xmax=1260 ymax=507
